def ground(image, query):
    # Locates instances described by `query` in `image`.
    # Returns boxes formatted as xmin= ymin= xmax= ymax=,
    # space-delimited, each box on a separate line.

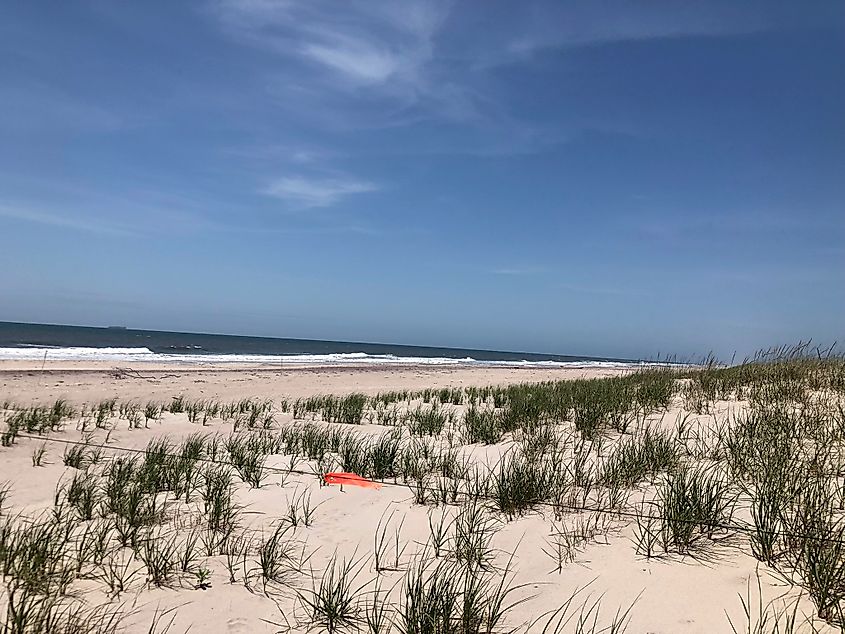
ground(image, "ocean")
xmin=0 ymin=321 xmax=639 ymax=368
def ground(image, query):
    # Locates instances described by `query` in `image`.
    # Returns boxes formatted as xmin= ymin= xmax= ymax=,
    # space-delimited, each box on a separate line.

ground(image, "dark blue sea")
xmin=0 ymin=321 xmax=636 ymax=367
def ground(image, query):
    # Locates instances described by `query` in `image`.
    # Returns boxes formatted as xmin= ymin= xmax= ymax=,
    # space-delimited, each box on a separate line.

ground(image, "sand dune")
xmin=0 ymin=361 xmax=839 ymax=633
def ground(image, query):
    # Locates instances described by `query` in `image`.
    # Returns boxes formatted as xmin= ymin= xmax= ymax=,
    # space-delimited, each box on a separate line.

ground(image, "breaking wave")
xmin=0 ymin=346 xmax=641 ymax=368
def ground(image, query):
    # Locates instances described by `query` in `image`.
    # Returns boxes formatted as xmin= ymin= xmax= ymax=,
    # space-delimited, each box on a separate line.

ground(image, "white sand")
xmin=0 ymin=361 xmax=628 ymax=404
xmin=0 ymin=362 xmax=830 ymax=633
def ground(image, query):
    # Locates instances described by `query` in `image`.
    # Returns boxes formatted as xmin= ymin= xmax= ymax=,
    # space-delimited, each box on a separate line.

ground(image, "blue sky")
xmin=1 ymin=1 xmax=843 ymax=360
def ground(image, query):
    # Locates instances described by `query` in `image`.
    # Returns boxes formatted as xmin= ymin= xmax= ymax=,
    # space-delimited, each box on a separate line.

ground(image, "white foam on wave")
xmin=0 ymin=347 xmax=158 ymax=360
xmin=0 ymin=346 xmax=640 ymax=368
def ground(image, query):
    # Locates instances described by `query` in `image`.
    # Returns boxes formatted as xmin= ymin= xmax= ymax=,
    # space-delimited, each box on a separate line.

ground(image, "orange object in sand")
xmin=324 ymin=472 xmax=382 ymax=490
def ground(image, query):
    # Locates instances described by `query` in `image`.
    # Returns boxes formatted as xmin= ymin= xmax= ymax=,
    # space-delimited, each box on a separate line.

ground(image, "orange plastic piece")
xmin=324 ymin=472 xmax=382 ymax=490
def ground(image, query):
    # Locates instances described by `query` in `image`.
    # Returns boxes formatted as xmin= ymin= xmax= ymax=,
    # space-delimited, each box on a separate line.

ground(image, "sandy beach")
xmin=1 ymin=359 xmax=839 ymax=633
xmin=0 ymin=361 xmax=627 ymax=406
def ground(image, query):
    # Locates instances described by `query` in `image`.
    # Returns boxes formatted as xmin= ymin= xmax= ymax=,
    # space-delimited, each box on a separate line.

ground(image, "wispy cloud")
xmin=505 ymin=2 xmax=767 ymax=56
xmin=263 ymin=175 xmax=379 ymax=208
xmin=206 ymin=0 xmax=776 ymax=157
xmin=302 ymin=34 xmax=401 ymax=84
xmin=452 ymin=1 xmax=772 ymax=69
xmin=207 ymin=0 xmax=486 ymax=130
xmin=211 ymin=0 xmax=444 ymax=87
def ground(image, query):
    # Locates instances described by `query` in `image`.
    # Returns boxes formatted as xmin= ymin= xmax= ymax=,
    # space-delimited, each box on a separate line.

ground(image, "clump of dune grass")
xmin=174 ymin=529 xmax=201 ymax=577
xmin=293 ymin=394 xmax=368 ymax=425
xmin=783 ymin=481 xmax=845 ymax=624
xmin=202 ymin=465 xmax=239 ymax=534
xmin=515 ymin=421 xmax=563 ymax=462
xmin=121 ymin=403 xmax=144 ymax=430
xmin=165 ymin=395 xmax=186 ymax=414
xmin=102 ymin=456 xmax=137 ymax=513
xmin=142 ymin=401 xmax=161 ymax=426
xmin=0 ymin=513 xmax=76 ymax=597
xmin=283 ymin=488 xmax=317 ymax=529
xmin=222 ymin=532 xmax=252 ymax=585
xmin=62 ymin=442 xmax=102 ymax=470
xmin=72 ymin=518 xmax=113 ymax=575
xmin=363 ymin=579 xmax=392 ymax=634
xmin=462 ymin=406 xmax=503 ymax=445
xmin=451 ymin=501 xmax=499 ymax=571
xmin=92 ymin=399 xmax=116 ymax=428
xmin=97 ymin=548 xmax=138 ymax=599
xmin=226 ymin=437 xmax=267 ymax=488
xmin=104 ymin=466 xmax=169 ymax=548
xmin=30 ymin=442 xmax=47 ymax=467
xmin=257 ymin=524 xmax=304 ymax=587
xmin=2 ymin=587 xmax=126 ymax=634
xmin=597 ymin=426 xmax=678 ymax=488
xmin=367 ymin=431 xmax=402 ymax=480
xmin=489 ymin=448 xmax=561 ymax=518
xmin=407 ymin=404 xmax=453 ymax=437
xmin=137 ymin=529 xmax=180 ymax=588
xmin=2 ymin=404 xmax=72 ymax=442
xmin=298 ymin=554 xmax=365 ymax=634
xmin=655 ymin=465 xmax=736 ymax=555
xmin=427 ymin=507 xmax=453 ymax=559
xmin=396 ymin=551 xmax=526 ymax=634
xmin=58 ymin=471 xmax=100 ymax=521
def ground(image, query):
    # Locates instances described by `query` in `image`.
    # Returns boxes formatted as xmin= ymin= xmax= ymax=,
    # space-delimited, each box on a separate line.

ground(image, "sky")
xmin=1 ymin=1 xmax=843 ymax=361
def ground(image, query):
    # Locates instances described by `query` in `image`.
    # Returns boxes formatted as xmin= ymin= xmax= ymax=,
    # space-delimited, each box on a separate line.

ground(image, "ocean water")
xmin=0 ymin=321 xmax=639 ymax=368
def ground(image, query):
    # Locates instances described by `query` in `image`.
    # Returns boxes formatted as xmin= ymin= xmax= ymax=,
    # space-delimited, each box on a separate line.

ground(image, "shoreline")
xmin=0 ymin=361 xmax=631 ymax=404
xmin=0 ymin=359 xmax=639 ymax=372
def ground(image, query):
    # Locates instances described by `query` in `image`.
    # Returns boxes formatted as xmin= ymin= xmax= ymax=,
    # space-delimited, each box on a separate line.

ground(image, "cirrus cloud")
xmin=263 ymin=175 xmax=379 ymax=208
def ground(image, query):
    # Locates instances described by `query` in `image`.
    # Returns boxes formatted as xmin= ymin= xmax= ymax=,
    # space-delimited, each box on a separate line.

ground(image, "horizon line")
xmin=0 ymin=319 xmax=646 ymax=364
